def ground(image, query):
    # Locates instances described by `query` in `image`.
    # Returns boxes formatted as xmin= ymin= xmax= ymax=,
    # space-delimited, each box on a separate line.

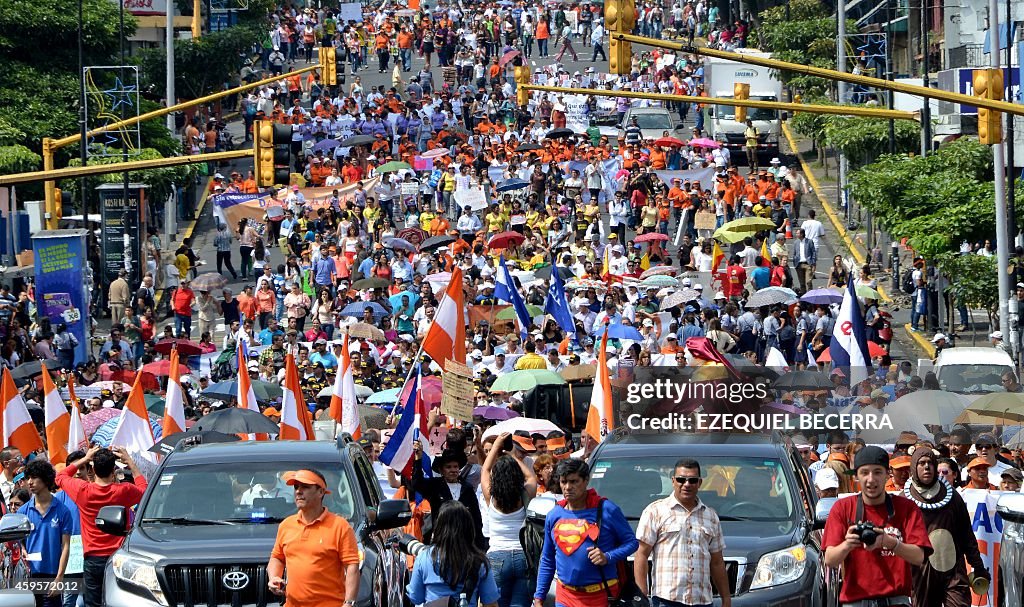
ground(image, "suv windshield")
xmin=141 ymin=462 xmax=357 ymax=524
xmin=589 ymin=455 xmax=797 ymax=532
xmin=631 ymin=113 xmax=673 ymax=130
xmin=937 ymin=364 xmax=1013 ymax=394
xmin=716 ymin=98 xmax=777 ymax=122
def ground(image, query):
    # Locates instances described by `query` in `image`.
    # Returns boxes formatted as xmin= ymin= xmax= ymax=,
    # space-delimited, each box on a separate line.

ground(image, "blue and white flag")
xmin=545 ymin=263 xmax=576 ymax=343
xmin=830 ymin=276 xmax=872 ymax=386
xmin=494 ymin=255 xmax=532 ymax=341
xmin=378 ymin=370 xmax=431 ymax=480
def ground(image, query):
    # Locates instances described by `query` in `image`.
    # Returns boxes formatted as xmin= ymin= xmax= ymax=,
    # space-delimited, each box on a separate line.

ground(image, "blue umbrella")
xmin=366 ymin=387 xmax=401 ymax=405
xmin=201 ymin=379 xmax=283 ymax=402
xmin=389 ymin=292 xmax=419 ymax=312
xmin=592 ymin=323 xmax=644 ymax=341
xmin=91 ymin=413 xmax=164 ymax=447
xmin=497 ymin=178 xmax=530 ymax=192
xmin=341 ymin=301 xmax=390 ymax=321
xmin=800 ymin=288 xmax=844 ymax=305
xmin=312 ymin=138 xmax=341 ymax=152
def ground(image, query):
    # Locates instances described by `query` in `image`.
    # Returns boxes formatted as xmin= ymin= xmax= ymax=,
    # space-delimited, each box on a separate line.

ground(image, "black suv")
xmin=96 ymin=437 xmax=411 ymax=607
xmin=586 ymin=431 xmax=830 ymax=606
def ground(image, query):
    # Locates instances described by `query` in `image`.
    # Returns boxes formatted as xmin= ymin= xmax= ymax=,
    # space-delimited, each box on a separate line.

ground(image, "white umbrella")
xmin=482 ymin=417 xmax=562 ymax=440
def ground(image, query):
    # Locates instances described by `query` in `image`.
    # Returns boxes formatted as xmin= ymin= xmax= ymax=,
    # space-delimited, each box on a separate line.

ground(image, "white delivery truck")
xmin=703 ymin=49 xmax=784 ymax=163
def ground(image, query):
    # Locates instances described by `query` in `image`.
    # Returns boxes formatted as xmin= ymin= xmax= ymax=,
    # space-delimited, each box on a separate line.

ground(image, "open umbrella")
xmin=92 ymin=412 xmax=163 ymax=447
xmin=641 ymin=275 xmax=679 ymax=288
xmin=745 ymin=289 xmax=797 ymax=308
xmin=496 ymin=304 xmax=543 ymax=320
xmin=340 ymin=301 xmax=390 ymax=321
xmin=660 ymin=289 xmax=699 ymax=310
xmin=496 ymin=178 xmax=530 ymax=192
xmin=382 ymin=237 xmax=417 ymax=253
xmin=396 ymin=227 xmax=428 ymax=246
xmin=565 ymin=278 xmax=606 ymax=291
xmin=516 ymin=143 xmax=544 ymax=152
xmin=421 ymin=148 xmax=450 ymax=159
xmin=688 ymin=137 xmax=721 ymax=148
xmin=149 ymin=429 xmax=240 ymax=455
xmin=344 ymin=322 xmax=386 ymax=341
xmin=592 ymin=323 xmax=644 ymax=341
xmin=488 ymin=231 xmax=527 ymax=249
xmin=352 ymin=277 xmax=390 ymax=290
xmin=190 ymin=273 xmax=229 ymax=292
xmin=856 ymin=285 xmax=882 ymax=300
xmin=420 ymin=235 xmax=456 ymax=251
xmin=366 ymin=387 xmax=401 ymax=405
xmin=312 ymin=138 xmax=340 ymax=153
xmin=340 ymin=134 xmax=374 ymax=147
xmin=498 ymin=49 xmax=521 ymax=66
xmin=887 ymin=390 xmax=968 ymax=429
xmin=473 ymin=406 xmax=520 ymax=421
xmin=545 ymin=128 xmax=575 ymax=139
xmin=194 ymin=408 xmax=280 ymax=434
xmin=772 ymin=370 xmax=834 ymax=391
xmin=817 ymin=341 xmax=887 ymax=362
xmin=154 ymin=338 xmax=203 ymax=356
xmin=634 ymin=232 xmax=670 ymax=243
xmin=10 ymin=361 xmax=45 ymax=384
xmin=482 ymin=417 xmax=562 ymax=439
xmin=83 ymin=408 xmax=120 ymax=439
xmin=396 ymin=376 xmax=443 ymax=409
xmin=141 ymin=360 xmax=190 ymax=377
xmin=715 ymin=216 xmax=776 ymax=236
xmin=654 ymin=136 xmax=686 ymax=147
xmin=801 ymin=288 xmax=844 ymax=305
xmin=378 ymin=161 xmax=412 ymax=173
xmin=639 ymin=266 xmax=678 ymax=279
xmin=762 ymin=286 xmax=799 ymax=300
xmin=965 ymin=392 xmax=1024 ymax=423
xmin=201 ymin=379 xmax=283 ymax=402
xmin=534 ymin=265 xmax=574 ymax=281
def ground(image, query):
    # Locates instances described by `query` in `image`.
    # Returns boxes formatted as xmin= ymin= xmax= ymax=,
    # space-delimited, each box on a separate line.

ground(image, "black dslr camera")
xmin=852 ymin=521 xmax=880 ymax=545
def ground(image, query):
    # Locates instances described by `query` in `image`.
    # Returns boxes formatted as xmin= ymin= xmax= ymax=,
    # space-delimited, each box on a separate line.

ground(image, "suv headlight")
xmin=749 ymin=544 xmax=807 ymax=590
xmin=111 ymin=550 xmax=167 ymax=605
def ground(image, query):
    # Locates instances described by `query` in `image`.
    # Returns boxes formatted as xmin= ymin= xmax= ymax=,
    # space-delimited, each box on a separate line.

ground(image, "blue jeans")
xmin=400 ymin=48 xmax=412 ymax=71
xmin=174 ymin=313 xmax=192 ymax=338
xmin=538 ymin=38 xmax=548 ymax=56
xmin=487 ymin=549 xmax=531 ymax=607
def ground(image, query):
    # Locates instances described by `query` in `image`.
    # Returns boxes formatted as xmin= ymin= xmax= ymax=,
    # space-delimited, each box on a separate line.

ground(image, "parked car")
xmin=0 ymin=513 xmax=35 ymax=607
xmin=532 ymin=430 xmax=832 ymax=606
xmin=933 ymin=347 xmax=1017 ymax=398
xmin=96 ymin=436 xmax=411 ymax=607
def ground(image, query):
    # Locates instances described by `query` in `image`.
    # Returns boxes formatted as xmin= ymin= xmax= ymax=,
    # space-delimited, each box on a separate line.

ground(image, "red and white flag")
xmin=421 ymin=266 xmax=467 ymax=371
xmin=0 ymin=367 xmax=43 ymax=456
xmin=279 ymin=354 xmax=315 ymax=440
xmin=329 ymin=333 xmax=361 ymax=440
xmin=41 ymin=363 xmax=70 ymax=465
xmin=110 ymin=372 xmax=158 ymax=464
xmin=162 ymin=348 xmax=186 ymax=437
xmin=66 ymin=375 xmax=86 ymax=457
xmin=585 ymin=327 xmax=614 ymax=444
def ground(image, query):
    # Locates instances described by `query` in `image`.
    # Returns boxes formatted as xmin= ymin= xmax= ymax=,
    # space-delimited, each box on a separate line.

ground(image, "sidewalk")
xmin=778 ymin=123 xmax=976 ymax=361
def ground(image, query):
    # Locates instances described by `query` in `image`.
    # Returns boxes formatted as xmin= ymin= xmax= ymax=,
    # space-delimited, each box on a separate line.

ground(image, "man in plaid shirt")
xmin=634 ymin=458 xmax=732 ymax=607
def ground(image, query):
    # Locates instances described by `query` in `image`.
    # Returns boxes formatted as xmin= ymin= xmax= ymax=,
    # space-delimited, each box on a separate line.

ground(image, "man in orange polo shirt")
xmin=375 ymin=31 xmax=391 ymax=73
xmin=268 ymin=469 xmax=360 ymax=607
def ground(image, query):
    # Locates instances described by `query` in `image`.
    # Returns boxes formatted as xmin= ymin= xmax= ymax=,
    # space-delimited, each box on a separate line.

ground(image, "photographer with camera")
xmin=823 ymin=446 xmax=932 ymax=607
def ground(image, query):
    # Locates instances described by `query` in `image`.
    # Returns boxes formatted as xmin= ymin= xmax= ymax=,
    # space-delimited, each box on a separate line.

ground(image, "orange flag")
xmin=585 ymin=328 xmax=614 ymax=444
xmin=162 ymin=348 xmax=186 ymax=437
xmin=279 ymin=354 xmax=315 ymax=440
xmin=0 ymin=367 xmax=43 ymax=456
xmin=109 ymin=372 xmax=158 ymax=464
xmin=41 ymin=363 xmax=70 ymax=466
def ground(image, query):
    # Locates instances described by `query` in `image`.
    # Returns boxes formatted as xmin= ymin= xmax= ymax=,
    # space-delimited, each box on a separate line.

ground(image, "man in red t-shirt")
xmin=822 ymin=446 xmax=932 ymax=605
xmin=723 ymin=256 xmax=747 ymax=300
xmin=57 ymin=446 xmax=147 ymax=607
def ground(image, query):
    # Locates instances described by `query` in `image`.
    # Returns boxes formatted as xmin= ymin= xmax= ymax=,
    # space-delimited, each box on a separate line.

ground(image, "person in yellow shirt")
xmin=484 ymin=203 xmax=506 ymax=234
xmin=418 ymin=203 xmax=436 ymax=232
xmin=514 ymin=340 xmax=548 ymax=369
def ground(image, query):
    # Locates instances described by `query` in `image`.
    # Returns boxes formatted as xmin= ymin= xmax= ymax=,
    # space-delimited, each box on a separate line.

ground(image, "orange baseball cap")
xmin=284 ymin=470 xmax=331 ymax=493
xmin=889 ymin=456 xmax=911 ymax=469
xmin=547 ymin=436 xmax=570 ymax=460
xmin=967 ymin=457 xmax=991 ymax=470
xmin=263 ymin=407 xmax=281 ymax=417
xmin=511 ymin=431 xmax=537 ymax=452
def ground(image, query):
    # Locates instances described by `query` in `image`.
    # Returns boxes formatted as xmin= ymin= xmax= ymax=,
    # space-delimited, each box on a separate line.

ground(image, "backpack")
xmin=900 ymin=269 xmax=915 ymax=295
xmin=519 ymin=498 xmax=546 ymax=574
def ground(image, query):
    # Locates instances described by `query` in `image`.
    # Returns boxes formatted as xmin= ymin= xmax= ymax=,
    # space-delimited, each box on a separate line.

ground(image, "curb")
xmin=903 ymin=323 xmax=936 ymax=359
xmin=780 ymin=122 xmax=889 ymax=302
xmin=154 ymin=177 xmax=213 ymax=307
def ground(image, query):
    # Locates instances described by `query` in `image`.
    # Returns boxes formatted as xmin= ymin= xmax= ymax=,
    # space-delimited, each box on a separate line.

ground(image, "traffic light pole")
xmin=990 ymin=0 xmax=1011 ymax=352
xmin=521 ymin=85 xmax=919 ymax=120
xmin=0 ymin=149 xmax=253 ymax=186
xmin=609 ymin=33 xmax=1024 ymax=118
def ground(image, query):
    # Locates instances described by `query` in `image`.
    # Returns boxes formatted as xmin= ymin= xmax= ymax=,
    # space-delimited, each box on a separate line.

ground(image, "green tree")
xmin=135 ymin=25 xmax=263 ymax=100
xmin=937 ymin=253 xmax=999 ymax=341
xmin=60 ymin=147 xmax=199 ymax=209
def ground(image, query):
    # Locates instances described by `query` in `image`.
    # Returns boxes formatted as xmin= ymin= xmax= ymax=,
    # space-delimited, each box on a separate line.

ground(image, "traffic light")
xmin=606 ymin=0 xmax=636 ymax=75
xmin=515 ymin=64 xmax=531 ymax=106
xmin=734 ymin=82 xmax=750 ymax=123
xmin=973 ymin=68 xmax=1003 ymax=145
xmin=320 ymin=47 xmax=337 ymax=86
xmin=253 ymin=120 xmax=292 ymax=187
xmin=53 ymin=188 xmax=62 ymax=222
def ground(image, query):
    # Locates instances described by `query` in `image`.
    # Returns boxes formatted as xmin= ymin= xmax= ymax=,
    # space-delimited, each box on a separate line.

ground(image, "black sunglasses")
xmin=674 ymin=476 xmax=701 ymax=485
xmin=976 ymin=444 xmax=995 ymax=450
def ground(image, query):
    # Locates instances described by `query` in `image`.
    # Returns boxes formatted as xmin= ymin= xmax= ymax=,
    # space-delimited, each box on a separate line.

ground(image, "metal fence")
xmin=948 ymin=44 xmax=987 ymax=69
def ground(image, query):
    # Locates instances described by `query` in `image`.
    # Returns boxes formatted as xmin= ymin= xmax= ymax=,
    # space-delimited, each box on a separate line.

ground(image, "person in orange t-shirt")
xmin=649 ymin=147 xmax=667 ymax=170
xmin=375 ymin=32 xmax=391 ymax=73
xmin=268 ymin=469 xmax=360 ymax=607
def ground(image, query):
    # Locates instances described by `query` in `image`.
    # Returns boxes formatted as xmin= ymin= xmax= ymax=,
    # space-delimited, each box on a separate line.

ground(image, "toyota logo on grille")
xmin=222 ymin=570 xmax=250 ymax=591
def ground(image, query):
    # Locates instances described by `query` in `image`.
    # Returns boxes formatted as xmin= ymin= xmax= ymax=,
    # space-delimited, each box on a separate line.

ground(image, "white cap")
xmin=714 ymin=291 xmax=726 ymax=300
xmin=770 ymin=157 xmax=781 ymax=164
xmin=681 ymin=278 xmax=692 ymax=287
xmin=642 ymin=319 xmax=654 ymax=327
xmin=694 ymin=283 xmax=704 ymax=291
xmin=102 ymin=400 xmax=116 ymax=409
xmin=814 ymin=467 xmax=840 ymax=491
xmin=931 ymin=332 xmax=948 ymax=343
xmin=471 ymin=349 xmax=484 ymax=359
xmin=990 ymin=331 xmax=1004 ymax=340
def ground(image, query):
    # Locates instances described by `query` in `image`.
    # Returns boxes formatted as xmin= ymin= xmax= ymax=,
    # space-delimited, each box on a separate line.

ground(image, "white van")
xmin=933 ymin=347 xmax=1017 ymax=396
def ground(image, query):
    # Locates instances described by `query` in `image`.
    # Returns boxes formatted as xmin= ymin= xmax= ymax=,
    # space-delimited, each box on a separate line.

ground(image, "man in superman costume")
xmin=533 ymin=459 xmax=639 ymax=607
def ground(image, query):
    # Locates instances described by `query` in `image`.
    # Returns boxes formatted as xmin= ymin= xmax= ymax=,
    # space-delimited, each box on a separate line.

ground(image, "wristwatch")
xmin=343 ymin=601 xmax=356 ymax=607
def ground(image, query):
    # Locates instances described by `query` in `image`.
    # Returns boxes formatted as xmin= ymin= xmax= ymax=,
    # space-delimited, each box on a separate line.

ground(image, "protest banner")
xmin=961 ymin=488 xmax=1003 ymax=606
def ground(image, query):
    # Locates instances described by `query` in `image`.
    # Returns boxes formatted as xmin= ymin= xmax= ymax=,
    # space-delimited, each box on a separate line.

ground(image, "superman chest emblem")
xmin=553 ymin=518 xmax=599 ymax=556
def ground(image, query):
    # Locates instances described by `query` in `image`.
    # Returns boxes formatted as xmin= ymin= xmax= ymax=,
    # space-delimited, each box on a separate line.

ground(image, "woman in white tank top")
xmin=481 ymin=432 xmax=538 ymax=607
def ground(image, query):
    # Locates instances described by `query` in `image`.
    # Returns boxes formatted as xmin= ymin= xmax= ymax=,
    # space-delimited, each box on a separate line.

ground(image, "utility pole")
xmin=1007 ymin=0 xmax=1017 ymax=246
xmin=920 ymin=0 xmax=931 ymax=158
xmin=990 ymin=0 xmax=1012 ymax=348
xmin=837 ymin=0 xmax=849 ymax=224
xmin=166 ymin=0 xmax=176 ymax=134
xmin=78 ymin=0 xmax=88 ymax=217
